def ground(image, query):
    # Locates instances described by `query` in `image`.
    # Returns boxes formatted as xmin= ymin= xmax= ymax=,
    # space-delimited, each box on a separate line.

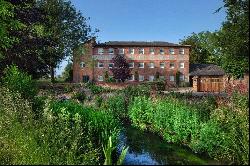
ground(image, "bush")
xmin=101 ymin=95 xmax=127 ymax=120
xmin=86 ymin=82 xmax=104 ymax=94
xmin=72 ymin=91 xmax=86 ymax=103
xmin=1 ymin=65 xmax=37 ymax=100
xmin=128 ymin=96 xmax=201 ymax=143
xmin=95 ymin=96 xmax=103 ymax=108
xmin=123 ymin=84 xmax=150 ymax=102
xmin=127 ymin=93 xmax=249 ymax=164
xmin=0 ymin=87 xmax=121 ymax=165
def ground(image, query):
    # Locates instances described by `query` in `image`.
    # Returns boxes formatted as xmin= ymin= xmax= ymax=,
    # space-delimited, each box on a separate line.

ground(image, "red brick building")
xmin=73 ymin=39 xmax=191 ymax=84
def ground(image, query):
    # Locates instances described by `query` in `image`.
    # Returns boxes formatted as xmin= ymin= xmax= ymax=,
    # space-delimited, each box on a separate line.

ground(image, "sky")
xmin=56 ymin=0 xmax=226 ymax=76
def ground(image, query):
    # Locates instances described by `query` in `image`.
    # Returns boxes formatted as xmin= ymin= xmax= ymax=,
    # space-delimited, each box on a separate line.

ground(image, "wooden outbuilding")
xmin=189 ymin=64 xmax=225 ymax=92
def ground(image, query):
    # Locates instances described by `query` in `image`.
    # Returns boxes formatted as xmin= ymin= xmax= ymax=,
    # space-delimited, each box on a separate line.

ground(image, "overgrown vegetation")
xmin=0 ymin=66 xmax=124 ymax=165
xmin=127 ymin=92 xmax=249 ymax=164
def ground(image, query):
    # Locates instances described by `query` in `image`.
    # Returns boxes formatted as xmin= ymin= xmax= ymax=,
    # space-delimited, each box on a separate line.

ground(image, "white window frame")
xmin=170 ymin=75 xmax=175 ymax=82
xmin=138 ymin=62 xmax=144 ymax=68
xmin=139 ymin=48 xmax=144 ymax=54
xmin=108 ymin=63 xmax=114 ymax=68
xmin=148 ymin=75 xmax=155 ymax=82
xmin=169 ymin=48 xmax=175 ymax=55
xmin=139 ymin=75 xmax=144 ymax=81
xmin=179 ymin=48 xmax=185 ymax=55
xmin=80 ymin=62 xmax=85 ymax=68
xmin=160 ymin=62 xmax=165 ymax=68
xmin=149 ymin=62 xmax=154 ymax=68
xmin=179 ymin=74 xmax=185 ymax=81
xmin=98 ymin=75 xmax=104 ymax=81
xmin=98 ymin=62 xmax=104 ymax=68
xmin=118 ymin=48 xmax=124 ymax=54
xmin=98 ymin=48 xmax=104 ymax=54
xmin=180 ymin=62 xmax=185 ymax=69
xmin=129 ymin=62 xmax=134 ymax=68
xmin=149 ymin=48 xmax=155 ymax=55
xmin=128 ymin=74 xmax=134 ymax=81
xmin=160 ymin=48 xmax=165 ymax=55
xmin=108 ymin=48 xmax=114 ymax=54
xmin=170 ymin=63 xmax=175 ymax=69
xmin=129 ymin=48 xmax=134 ymax=54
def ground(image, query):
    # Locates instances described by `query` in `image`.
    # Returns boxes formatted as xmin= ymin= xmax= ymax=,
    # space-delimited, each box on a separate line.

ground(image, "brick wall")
xmin=73 ymin=41 xmax=190 ymax=84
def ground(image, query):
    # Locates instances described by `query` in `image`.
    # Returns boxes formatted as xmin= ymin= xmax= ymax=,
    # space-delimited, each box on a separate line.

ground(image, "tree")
xmin=0 ymin=0 xmax=49 ymax=78
xmin=180 ymin=31 xmax=219 ymax=64
xmin=0 ymin=0 xmax=94 ymax=81
xmin=62 ymin=62 xmax=73 ymax=82
xmin=0 ymin=0 xmax=23 ymax=59
xmin=214 ymin=0 xmax=249 ymax=78
xmin=110 ymin=54 xmax=131 ymax=82
xmin=37 ymin=0 xmax=93 ymax=82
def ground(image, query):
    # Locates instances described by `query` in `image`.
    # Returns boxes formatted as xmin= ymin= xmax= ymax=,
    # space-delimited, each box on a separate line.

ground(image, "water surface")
xmin=117 ymin=126 xmax=222 ymax=165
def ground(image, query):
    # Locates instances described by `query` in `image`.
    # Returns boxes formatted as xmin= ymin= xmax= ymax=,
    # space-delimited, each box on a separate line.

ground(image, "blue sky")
xmin=56 ymin=0 xmax=226 ymax=76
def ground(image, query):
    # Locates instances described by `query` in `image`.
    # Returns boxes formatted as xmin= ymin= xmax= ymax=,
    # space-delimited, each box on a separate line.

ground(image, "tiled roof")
xmin=95 ymin=41 xmax=190 ymax=47
xmin=189 ymin=64 xmax=225 ymax=76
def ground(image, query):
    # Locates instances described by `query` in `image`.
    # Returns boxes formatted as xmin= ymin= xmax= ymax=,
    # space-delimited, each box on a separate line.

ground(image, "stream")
xmin=117 ymin=125 xmax=222 ymax=165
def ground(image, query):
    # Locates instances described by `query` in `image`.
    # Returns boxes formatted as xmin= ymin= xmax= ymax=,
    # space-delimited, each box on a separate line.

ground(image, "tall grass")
xmin=128 ymin=94 xmax=249 ymax=164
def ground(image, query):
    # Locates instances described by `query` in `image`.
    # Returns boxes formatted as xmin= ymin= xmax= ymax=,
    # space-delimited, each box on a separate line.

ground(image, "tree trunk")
xmin=50 ymin=66 xmax=55 ymax=83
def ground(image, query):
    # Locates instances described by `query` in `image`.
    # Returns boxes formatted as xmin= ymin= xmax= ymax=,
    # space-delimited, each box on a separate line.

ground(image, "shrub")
xmin=0 ymin=87 xmax=121 ymax=165
xmin=1 ymin=65 xmax=37 ymax=100
xmin=72 ymin=91 xmax=86 ymax=103
xmin=101 ymin=95 xmax=127 ymax=120
xmin=86 ymin=82 xmax=104 ymax=94
xmin=128 ymin=92 xmax=249 ymax=164
xmin=123 ymin=84 xmax=150 ymax=102
xmin=95 ymin=96 xmax=103 ymax=108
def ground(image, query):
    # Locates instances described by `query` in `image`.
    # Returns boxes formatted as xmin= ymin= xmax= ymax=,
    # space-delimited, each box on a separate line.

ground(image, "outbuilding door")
xmin=199 ymin=77 xmax=224 ymax=92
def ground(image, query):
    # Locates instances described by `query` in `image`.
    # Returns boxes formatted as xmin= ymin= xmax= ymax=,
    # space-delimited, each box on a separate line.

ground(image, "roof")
xmin=189 ymin=64 xmax=225 ymax=76
xmin=95 ymin=41 xmax=191 ymax=47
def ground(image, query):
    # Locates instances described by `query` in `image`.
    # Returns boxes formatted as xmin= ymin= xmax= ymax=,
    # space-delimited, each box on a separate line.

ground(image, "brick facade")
xmin=73 ymin=39 xmax=190 ymax=84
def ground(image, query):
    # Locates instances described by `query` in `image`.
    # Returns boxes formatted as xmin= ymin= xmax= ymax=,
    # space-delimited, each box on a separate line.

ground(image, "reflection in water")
xmin=117 ymin=126 xmax=221 ymax=165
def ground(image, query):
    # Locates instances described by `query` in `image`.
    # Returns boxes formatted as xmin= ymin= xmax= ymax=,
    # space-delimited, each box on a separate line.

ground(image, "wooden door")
xmin=199 ymin=77 xmax=223 ymax=92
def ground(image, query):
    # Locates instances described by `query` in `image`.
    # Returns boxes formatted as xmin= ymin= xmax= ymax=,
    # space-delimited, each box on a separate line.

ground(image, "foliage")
xmin=128 ymin=93 xmax=249 ymax=164
xmin=110 ymin=54 xmax=131 ymax=82
xmin=0 ymin=0 xmax=94 ymax=80
xmin=102 ymin=136 xmax=128 ymax=165
xmin=1 ymin=65 xmax=37 ymax=100
xmin=214 ymin=0 xmax=249 ymax=78
xmin=0 ymin=0 xmax=23 ymax=59
xmin=175 ymin=71 xmax=181 ymax=86
xmin=86 ymin=82 xmax=105 ymax=94
xmin=62 ymin=62 xmax=73 ymax=82
xmin=72 ymin=91 xmax=86 ymax=103
xmin=101 ymin=95 xmax=127 ymax=120
xmin=180 ymin=31 xmax=218 ymax=64
xmin=95 ymin=96 xmax=103 ymax=108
